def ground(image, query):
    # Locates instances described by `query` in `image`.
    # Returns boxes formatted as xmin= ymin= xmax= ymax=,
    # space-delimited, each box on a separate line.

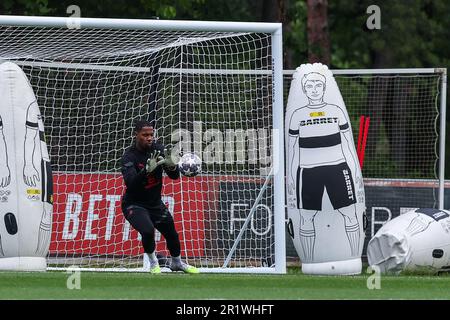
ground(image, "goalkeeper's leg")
xmin=124 ymin=205 xmax=160 ymax=273
xmin=156 ymin=221 xmax=199 ymax=274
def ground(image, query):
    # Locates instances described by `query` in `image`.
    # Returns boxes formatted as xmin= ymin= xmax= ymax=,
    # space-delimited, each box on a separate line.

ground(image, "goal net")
xmin=283 ymin=69 xmax=446 ymax=259
xmin=0 ymin=16 xmax=285 ymax=273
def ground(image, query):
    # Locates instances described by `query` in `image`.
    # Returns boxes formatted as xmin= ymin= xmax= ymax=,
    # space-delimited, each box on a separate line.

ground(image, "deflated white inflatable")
xmin=285 ymin=63 xmax=365 ymax=275
xmin=0 ymin=61 xmax=53 ymax=271
xmin=367 ymin=208 xmax=450 ymax=274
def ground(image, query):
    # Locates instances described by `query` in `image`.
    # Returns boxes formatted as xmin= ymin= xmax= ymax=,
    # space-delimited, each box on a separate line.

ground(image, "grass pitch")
xmin=0 ymin=267 xmax=449 ymax=300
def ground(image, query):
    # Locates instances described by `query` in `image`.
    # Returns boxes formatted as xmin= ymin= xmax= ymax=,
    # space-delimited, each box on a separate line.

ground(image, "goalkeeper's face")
xmin=135 ymin=126 xmax=155 ymax=151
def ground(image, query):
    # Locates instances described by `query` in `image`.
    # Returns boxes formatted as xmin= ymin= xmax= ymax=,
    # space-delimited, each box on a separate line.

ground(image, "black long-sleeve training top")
xmin=120 ymin=142 xmax=179 ymax=210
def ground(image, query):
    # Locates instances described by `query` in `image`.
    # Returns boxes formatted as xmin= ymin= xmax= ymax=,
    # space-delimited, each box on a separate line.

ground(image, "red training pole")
xmin=359 ymin=116 xmax=370 ymax=169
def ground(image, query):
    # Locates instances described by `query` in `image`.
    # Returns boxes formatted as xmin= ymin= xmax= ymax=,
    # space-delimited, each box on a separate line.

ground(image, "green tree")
xmin=0 ymin=0 xmax=51 ymax=15
xmin=327 ymin=0 xmax=449 ymax=178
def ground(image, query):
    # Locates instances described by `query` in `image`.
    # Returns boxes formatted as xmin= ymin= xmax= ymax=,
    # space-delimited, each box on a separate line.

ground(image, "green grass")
xmin=0 ymin=267 xmax=449 ymax=300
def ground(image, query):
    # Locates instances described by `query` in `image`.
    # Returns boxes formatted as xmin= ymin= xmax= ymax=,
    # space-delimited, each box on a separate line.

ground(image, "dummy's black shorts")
xmin=297 ymin=162 xmax=356 ymax=210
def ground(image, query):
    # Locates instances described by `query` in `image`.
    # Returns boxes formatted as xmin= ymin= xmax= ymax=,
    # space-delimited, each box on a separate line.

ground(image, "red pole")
xmin=359 ymin=117 xmax=370 ymax=169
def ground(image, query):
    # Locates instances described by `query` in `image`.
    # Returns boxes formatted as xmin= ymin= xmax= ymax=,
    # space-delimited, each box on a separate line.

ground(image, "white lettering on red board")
xmin=62 ymin=193 xmax=174 ymax=241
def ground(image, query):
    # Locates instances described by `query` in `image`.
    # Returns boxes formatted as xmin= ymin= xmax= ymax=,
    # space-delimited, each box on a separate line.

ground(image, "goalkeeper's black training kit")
xmin=120 ymin=141 xmax=179 ymax=210
xmin=120 ymin=141 xmax=181 ymax=255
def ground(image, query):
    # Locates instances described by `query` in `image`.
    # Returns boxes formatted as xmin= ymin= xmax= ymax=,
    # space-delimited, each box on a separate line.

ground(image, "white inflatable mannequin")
xmin=285 ymin=63 xmax=366 ymax=275
xmin=0 ymin=62 xmax=53 ymax=271
xmin=368 ymin=208 xmax=450 ymax=274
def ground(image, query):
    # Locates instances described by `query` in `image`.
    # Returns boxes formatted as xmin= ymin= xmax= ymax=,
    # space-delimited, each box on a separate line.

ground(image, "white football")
xmin=178 ymin=153 xmax=202 ymax=177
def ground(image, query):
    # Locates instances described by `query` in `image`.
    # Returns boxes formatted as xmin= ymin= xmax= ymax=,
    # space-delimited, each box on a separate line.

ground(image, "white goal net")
xmin=0 ymin=16 xmax=285 ymax=273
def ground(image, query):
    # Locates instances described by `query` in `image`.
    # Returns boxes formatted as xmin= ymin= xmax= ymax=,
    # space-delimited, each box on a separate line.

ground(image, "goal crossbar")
xmin=0 ymin=15 xmax=282 ymax=33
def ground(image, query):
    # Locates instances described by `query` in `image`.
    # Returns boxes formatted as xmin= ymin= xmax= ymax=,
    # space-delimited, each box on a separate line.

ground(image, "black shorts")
xmin=122 ymin=202 xmax=173 ymax=226
xmin=297 ymin=162 xmax=356 ymax=210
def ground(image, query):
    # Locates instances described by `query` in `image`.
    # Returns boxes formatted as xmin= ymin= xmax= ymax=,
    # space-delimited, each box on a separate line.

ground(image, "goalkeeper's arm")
xmin=121 ymin=156 xmax=148 ymax=190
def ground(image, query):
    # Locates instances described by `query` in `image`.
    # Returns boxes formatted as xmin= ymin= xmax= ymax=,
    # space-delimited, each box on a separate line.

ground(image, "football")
xmin=178 ymin=153 xmax=202 ymax=177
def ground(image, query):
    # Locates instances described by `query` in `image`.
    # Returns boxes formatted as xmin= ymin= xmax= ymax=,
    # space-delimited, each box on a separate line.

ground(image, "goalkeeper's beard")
xmin=146 ymin=141 xmax=155 ymax=152
xmin=135 ymin=139 xmax=154 ymax=152
xmin=144 ymin=142 xmax=158 ymax=157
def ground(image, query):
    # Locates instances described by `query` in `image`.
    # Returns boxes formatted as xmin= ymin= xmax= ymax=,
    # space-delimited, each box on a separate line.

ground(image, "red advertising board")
xmin=50 ymin=173 xmax=207 ymax=257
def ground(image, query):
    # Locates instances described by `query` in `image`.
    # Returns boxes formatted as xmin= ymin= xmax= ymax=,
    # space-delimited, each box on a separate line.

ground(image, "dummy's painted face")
xmin=303 ymin=80 xmax=325 ymax=102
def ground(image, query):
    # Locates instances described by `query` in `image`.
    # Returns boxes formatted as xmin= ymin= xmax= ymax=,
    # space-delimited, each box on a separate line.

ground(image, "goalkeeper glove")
xmin=163 ymin=145 xmax=180 ymax=170
xmin=146 ymin=150 xmax=165 ymax=174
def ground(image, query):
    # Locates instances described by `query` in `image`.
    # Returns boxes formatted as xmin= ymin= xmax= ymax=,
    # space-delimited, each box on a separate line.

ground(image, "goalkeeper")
xmin=120 ymin=120 xmax=199 ymax=274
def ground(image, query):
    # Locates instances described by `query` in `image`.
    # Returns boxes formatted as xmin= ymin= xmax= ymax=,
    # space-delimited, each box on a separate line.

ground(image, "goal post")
xmin=0 ymin=15 xmax=286 ymax=273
